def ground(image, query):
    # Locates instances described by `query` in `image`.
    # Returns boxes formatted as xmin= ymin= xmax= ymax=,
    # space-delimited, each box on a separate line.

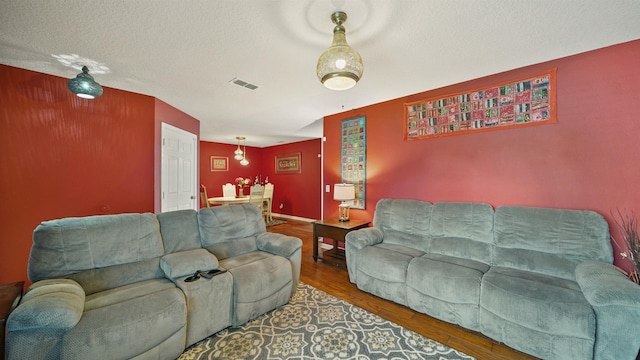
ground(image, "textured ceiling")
xmin=2 ymin=1 xmax=640 ymax=147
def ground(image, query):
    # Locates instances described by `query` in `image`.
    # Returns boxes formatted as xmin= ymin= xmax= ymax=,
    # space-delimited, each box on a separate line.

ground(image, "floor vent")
xmin=229 ymin=78 xmax=259 ymax=90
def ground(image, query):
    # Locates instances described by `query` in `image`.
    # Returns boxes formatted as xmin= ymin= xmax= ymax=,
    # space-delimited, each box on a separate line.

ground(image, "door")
xmin=161 ymin=123 xmax=197 ymax=212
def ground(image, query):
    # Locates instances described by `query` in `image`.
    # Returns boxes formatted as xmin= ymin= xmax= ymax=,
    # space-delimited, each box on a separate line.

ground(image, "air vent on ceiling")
xmin=229 ymin=77 xmax=259 ymax=90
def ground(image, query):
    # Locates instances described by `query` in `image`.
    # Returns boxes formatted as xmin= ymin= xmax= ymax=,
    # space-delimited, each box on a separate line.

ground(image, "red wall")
xmin=200 ymin=139 xmax=322 ymax=220
xmin=153 ymin=99 xmax=201 ymax=212
xmin=0 ymin=65 xmax=199 ymax=285
xmin=259 ymin=140 xmax=322 ymax=220
xmin=323 ymin=40 xmax=640 ymax=272
xmin=200 ymin=141 xmax=262 ymax=199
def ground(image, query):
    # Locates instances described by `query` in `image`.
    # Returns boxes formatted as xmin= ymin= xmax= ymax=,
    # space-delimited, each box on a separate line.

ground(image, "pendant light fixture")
xmin=239 ymin=137 xmax=249 ymax=166
xmin=234 ymin=136 xmax=245 ymax=160
xmin=316 ymin=11 xmax=363 ymax=91
xmin=67 ymin=66 xmax=103 ymax=99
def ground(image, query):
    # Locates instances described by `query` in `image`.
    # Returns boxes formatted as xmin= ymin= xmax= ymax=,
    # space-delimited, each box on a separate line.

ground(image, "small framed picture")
xmin=210 ymin=156 xmax=228 ymax=172
xmin=275 ymin=152 xmax=301 ymax=174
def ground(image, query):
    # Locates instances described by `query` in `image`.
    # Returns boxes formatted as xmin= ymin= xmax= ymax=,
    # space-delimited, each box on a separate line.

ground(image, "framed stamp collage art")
xmin=340 ymin=116 xmax=366 ymax=209
xmin=405 ymin=69 xmax=557 ymax=140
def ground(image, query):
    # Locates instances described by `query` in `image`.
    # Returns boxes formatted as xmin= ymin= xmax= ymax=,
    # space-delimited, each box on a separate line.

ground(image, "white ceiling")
xmin=2 ymin=1 xmax=640 ymax=147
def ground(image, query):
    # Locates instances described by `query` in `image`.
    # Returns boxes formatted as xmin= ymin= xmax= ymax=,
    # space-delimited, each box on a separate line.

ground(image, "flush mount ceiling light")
xmin=67 ymin=66 xmax=103 ymax=99
xmin=316 ymin=11 xmax=363 ymax=91
xmin=234 ymin=136 xmax=245 ymax=160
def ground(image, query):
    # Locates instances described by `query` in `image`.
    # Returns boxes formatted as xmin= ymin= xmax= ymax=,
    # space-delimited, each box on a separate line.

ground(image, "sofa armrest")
xmin=345 ymin=227 xmax=383 ymax=250
xmin=7 ymin=279 xmax=85 ymax=332
xmin=575 ymin=261 xmax=640 ymax=360
xmin=256 ymin=232 xmax=303 ymax=258
xmin=344 ymin=227 xmax=383 ymax=283
xmin=161 ymin=248 xmax=219 ymax=279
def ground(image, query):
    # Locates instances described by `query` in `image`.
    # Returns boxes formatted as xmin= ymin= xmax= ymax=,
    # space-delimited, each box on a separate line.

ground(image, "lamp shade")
xmin=316 ymin=11 xmax=363 ymax=91
xmin=333 ymin=183 xmax=355 ymax=201
xmin=67 ymin=66 xmax=103 ymax=99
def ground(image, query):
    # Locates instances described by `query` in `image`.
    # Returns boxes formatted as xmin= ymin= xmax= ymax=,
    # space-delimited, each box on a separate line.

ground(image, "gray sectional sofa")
xmin=345 ymin=199 xmax=640 ymax=360
xmin=6 ymin=203 xmax=302 ymax=360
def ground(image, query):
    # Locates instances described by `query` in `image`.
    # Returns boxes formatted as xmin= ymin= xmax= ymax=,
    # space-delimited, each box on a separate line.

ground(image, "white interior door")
xmin=161 ymin=123 xmax=197 ymax=212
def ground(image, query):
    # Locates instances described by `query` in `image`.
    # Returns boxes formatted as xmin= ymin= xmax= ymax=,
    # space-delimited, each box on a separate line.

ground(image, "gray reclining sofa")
xmin=6 ymin=204 xmax=302 ymax=360
xmin=346 ymin=199 xmax=640 ymax=360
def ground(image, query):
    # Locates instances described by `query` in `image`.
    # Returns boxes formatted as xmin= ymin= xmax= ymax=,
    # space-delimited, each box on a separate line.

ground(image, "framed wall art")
xmin=275 ymin=152 xmax=301 ymax=174
xmin=340 ymin=116 xmax=366 ymax=209
xmin=210 ymin=156 xmax=228 ymax=172
xmin=405 ymin=68 xmax=557 ymax=140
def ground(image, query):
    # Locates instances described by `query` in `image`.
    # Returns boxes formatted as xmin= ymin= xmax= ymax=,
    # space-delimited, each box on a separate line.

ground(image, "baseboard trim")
xmin=271 ymin=213 xmax=317 ymax=223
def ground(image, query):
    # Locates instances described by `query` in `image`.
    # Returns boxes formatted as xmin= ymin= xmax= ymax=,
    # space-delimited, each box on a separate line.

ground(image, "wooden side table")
xmin=1 ymin=281 xmax=24 ymax=359
xmin=313 ymin=218 xmax=370 ymax=266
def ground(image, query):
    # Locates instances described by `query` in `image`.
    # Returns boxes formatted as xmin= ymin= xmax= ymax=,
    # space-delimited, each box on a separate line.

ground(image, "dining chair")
xmin=222 ymin=183 xmax=236 ymax=197
xmin=200 ymin=184 xmax=211 ymax=208
xmin=262 ymin=183 xmax=274 ymax=222
xmin=248 ymin=184 xmax=265 ymax=215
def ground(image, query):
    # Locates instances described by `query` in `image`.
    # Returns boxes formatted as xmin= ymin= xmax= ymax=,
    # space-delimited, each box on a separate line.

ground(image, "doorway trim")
xmin=160 ymin=122 xmax=198 ymax=212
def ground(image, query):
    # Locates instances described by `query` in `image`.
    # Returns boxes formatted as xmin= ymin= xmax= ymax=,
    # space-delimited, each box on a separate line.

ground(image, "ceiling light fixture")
xmin=317 ymin=11 xmax=363 ymax=91
xmin=239 ymin=137 xmax=249 ymax=166
xmin=234 ymin=136 xmax=245 ymax=160
xmin=67 ymin=66 xmax=103 ymax=99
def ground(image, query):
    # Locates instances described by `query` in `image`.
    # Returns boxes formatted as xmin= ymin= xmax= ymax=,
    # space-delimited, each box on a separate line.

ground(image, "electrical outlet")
xmin=326 ymin=185 xmax=330 ymax=192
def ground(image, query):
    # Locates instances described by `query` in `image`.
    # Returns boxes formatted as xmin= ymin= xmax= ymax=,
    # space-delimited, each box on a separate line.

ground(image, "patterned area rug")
xmin=178 ymin=282 xmax=475 ymax=360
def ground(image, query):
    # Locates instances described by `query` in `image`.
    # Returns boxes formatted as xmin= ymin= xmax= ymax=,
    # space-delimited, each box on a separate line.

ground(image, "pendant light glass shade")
xmin=239 ymin=137 xmax=249 ymax=166
xmin=234 ymin=147 xmax=244 ymax=160
xmin=234 ymin=136 xmax=245 ymax=160
xmin=317 ymin=11 xmax=363 ymax=91
xmin=67 ymin=66 xmax=103 ymax=99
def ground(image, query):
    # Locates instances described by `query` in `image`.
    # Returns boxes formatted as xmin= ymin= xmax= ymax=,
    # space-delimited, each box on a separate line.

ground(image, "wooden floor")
xmin=268 ymin=218 xmax=536 ymax=360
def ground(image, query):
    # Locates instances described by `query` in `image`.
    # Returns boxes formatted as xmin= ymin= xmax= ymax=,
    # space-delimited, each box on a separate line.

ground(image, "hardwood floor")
xmin=268 ymin=218 xmax=536 ymax=360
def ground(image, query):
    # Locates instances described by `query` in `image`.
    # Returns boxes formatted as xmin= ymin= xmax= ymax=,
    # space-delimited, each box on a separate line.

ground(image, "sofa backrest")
xmin=373 ymin=199 xmax=433 ymax=252
xmin=156 ymin=209 xmax=201 ymax=254
xmin=29 ymin=213 xmax=165 ymax=295
xmin=197 ymin=204 xmax=265 ymax=260
xmin=493 ymin=206 xmax=613 ymax=280
xmin=429 ymin=202 xmax=495 ymax=264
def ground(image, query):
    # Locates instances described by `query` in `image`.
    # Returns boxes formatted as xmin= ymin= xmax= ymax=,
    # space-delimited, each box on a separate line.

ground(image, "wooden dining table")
xmin=207 ymin=196 xmax=251 ymax=206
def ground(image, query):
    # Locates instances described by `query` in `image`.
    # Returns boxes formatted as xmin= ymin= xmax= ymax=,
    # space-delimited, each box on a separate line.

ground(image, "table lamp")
xmin=334 ymin=183 xmax=355 ymax=222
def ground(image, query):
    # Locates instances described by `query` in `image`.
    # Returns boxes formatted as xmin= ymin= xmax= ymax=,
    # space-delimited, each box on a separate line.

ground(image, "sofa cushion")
xmin=84 ymin=278 xmax=176 ymax=311
xmin=373 ymin=199 xmax=433 ymax=251
xmin=220 ymin=252 xmax=292 ymax=325
xmin=198 ymin=204 xmax=264 ymax=259
xmin=431 ymin=202 xmax=494 ymax=242
xmin=63 ymin=282 xmax=186 ymax=359
xmin=29 ymin=213 xmax=164 ymax=283
xmin=221 ymin=253 xmax=291 ymax=303
xmin=160 ymin=249 xmax=219 ymax=279
xmin=157 ymin=209 xmax=201 ymax=253
xmin=493 ymin=206 xmax=612 ymax=280
xmin=218 ymin=251 xmax=273 ymax=270
xmin=357 ymin=244 xmax=421 ymax=283
xmin=66 ymin=258 xmax=164 ymax=296
xmin=408 ymin=255 xmax=488 ymax=303
xmin=480 ymin=267 xmax=595 ymax=340
xmin=429 ymin=202 xmax=495 ymax=264
xmin=407 ymin=254 xmax=489 ymax=330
